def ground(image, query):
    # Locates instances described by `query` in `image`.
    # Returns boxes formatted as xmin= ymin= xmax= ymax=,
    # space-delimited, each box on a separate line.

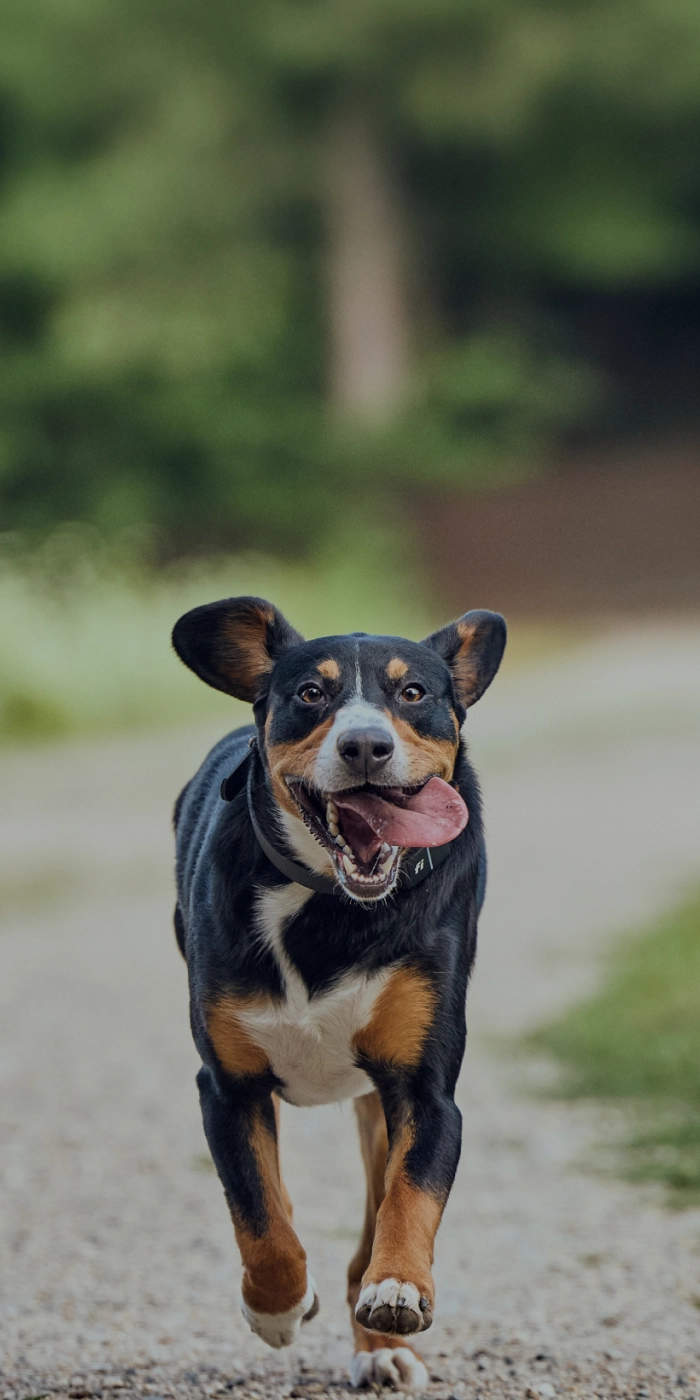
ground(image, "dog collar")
xmin=220 ymin=743 xmax=455 ymax=897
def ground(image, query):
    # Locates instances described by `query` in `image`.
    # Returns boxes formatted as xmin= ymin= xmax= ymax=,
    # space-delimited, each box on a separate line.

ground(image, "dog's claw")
xmin=418 ymin=1295 xmax=433 ymax=1329
xmin=302 ymin=1290 xmax=320 ymax=1323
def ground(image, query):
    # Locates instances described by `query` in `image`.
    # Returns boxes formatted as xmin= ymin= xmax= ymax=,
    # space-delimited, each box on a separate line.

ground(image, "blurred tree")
xmin=0 ymin=0 xmax=700 ymax=551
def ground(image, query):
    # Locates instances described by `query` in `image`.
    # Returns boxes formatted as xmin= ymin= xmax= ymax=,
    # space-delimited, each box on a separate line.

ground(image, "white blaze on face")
xmin=312 ymin=697 xmax=411 ymax=792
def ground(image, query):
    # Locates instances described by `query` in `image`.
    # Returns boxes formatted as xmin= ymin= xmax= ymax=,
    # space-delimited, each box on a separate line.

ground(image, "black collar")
xmin=220 ymin=741 xmax=455 ymax=898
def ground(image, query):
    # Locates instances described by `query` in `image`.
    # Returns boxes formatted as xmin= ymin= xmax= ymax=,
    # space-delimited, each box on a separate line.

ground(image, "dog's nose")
xmin=337 ymin=727 xmax=395 ymax=778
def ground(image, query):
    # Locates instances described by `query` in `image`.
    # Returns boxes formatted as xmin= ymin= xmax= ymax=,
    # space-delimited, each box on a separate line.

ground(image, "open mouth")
xmin=287 ymin=776 xmax=468 ymax=900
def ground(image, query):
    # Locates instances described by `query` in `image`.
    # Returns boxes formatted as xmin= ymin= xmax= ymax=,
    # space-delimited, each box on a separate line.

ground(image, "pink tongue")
xmin=334 ymin=777 xmax=468 ymax=864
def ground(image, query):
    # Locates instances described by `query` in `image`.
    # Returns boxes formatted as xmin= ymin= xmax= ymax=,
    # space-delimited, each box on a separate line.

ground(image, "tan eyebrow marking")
xmin=386 ymin=658 xmax=409 ymax=681
xmin=317 ymin=658 xmax=341 ymax=681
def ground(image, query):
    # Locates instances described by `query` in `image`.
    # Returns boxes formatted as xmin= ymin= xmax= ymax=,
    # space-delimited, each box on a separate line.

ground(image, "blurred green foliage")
xmin=532 ymin=890 xmax=700 ymax=1203
xmin=0 ymin=524 xmax=441 ymax=743
xmin=1 ymin=0 xmax=700 ymax=551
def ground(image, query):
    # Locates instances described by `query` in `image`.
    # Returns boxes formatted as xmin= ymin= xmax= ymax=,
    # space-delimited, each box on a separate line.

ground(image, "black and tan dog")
xmin=172 ymin=597 xmax=506 ymax=1392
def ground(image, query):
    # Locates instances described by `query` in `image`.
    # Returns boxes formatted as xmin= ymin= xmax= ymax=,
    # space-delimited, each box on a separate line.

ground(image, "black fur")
xmin=172 ymin=604 xmax=505 ymax=1310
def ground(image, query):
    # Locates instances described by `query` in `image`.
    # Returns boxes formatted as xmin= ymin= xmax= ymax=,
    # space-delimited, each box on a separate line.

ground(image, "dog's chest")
xmin=243 ymin=884 xmax=386 ymax=1106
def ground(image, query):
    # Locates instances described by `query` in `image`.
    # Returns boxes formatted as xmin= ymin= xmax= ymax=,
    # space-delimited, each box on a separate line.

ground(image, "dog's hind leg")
xmin=197 ymin=1067 xmax=317 ymax=1348
xmin=348 ymin=1092 xmax=429 ymax=1393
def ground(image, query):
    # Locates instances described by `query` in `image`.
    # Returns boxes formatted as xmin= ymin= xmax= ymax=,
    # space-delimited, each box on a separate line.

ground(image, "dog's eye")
xmin=298 ymin=683 xmax=324 ymax=705
xmin=401 ymin=684 xmax=426 ymax=703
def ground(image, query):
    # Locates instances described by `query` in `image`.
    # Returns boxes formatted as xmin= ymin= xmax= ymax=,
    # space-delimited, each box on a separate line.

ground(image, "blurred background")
xmin=2 ymin=5 xmax=700 ymax=1393
xmin=1 ymin=0 xmax=700 ymax=739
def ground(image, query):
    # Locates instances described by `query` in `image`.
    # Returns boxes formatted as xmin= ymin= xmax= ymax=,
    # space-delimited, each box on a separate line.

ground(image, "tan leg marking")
xmin=353 ymin=967 xmax=436 ymax=1069
xmin=365 ymin=1121 xmax=443 ymax=1303
xmin=206 ymin=994 xmax=270 ymax=1078
xmin=349 ymin=1095 xmax=430 ymax=1389
xmin=232 ymin=1104 xmax=309 ymax=1318
xmin=232 ymin=1104 xmax=319 ymax=1348
xmin=204 ymin=1023 xmax=315 ymax=1344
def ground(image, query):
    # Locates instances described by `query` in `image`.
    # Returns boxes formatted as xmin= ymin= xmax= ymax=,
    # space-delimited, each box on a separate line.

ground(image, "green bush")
xmin=2 ymin=0 xmax=700 ymax=552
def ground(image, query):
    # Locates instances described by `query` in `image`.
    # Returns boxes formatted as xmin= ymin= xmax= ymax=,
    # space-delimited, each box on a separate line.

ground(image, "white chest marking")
xmin=247 ymin=883 xmax=387 ymax=1106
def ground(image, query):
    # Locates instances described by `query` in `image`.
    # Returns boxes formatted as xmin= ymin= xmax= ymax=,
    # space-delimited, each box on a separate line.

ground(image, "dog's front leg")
xmin=354 ymin=1080 xmax=461 ymax=1341
xmin=197 ymin=1067 xmax=317 ymax=1347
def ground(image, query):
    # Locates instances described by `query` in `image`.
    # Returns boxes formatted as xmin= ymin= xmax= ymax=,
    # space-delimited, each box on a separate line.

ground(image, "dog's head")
xmin=173 ymin=598 xmax=506 ymax=903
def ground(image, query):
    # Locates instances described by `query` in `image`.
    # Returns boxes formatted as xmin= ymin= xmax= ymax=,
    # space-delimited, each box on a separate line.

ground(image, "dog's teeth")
xmin=380 ymin=853 xmax=394 ymax=873
xmin=335 ymin=834 xmax=347 ymax=848
xmin=326 ymin=799 xmax=338 ymax=824
xmin=328 ymin=820 xmax=339 ymax=836
xmin=342 ymin=854 xmax=355 ymax=875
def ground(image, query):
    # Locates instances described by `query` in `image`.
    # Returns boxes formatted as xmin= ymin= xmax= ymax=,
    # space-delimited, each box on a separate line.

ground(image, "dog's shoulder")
xmin=175 ymin=722 xmax=252 ymax=848
xmin=174 ymin=723 xmax=261 ymax=933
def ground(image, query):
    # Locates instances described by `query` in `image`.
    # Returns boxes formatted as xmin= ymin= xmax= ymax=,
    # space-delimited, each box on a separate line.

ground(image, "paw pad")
xmin=351 ymin=1346 xmax=429 ymax=1392
xmin=355 ymin=1278 xmax=432 ymax=1336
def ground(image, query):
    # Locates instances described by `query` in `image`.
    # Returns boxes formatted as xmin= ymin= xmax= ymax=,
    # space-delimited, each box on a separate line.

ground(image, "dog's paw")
xmin=351 ymin=1346 xmax=429 ymax=1392
xmin=241 ymin=1275 xmax=318 ymax=1348
xmin=355 ymin=1279 xmax=432 ymax=1336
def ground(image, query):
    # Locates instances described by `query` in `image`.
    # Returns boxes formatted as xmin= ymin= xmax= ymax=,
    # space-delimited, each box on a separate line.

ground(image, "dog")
xmin=171 ymin=596 xmax=506 ymax=1392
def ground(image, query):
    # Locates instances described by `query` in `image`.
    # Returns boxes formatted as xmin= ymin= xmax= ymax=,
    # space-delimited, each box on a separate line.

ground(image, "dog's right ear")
xmin=172 ymin=596 xmax=303 ymax=702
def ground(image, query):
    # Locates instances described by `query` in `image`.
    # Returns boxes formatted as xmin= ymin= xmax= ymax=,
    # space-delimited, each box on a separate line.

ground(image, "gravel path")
xmin=1 ymin=621 xmax=700 ymax=1400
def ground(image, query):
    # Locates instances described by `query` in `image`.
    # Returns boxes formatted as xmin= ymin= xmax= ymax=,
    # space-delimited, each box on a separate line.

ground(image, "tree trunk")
xmin=325 ymin=108 xmax=412 ymax=422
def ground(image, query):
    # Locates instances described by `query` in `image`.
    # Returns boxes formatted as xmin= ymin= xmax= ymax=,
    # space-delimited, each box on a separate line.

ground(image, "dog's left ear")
xmin=421 ymin=609 xmax=507 ymax=709
xmin=172 ymin=596 xmax=303 ymax=702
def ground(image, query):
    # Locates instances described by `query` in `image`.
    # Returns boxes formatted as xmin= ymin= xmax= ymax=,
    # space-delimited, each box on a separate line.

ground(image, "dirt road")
xmin=1 ymin=621 xmax=700 ymax=1400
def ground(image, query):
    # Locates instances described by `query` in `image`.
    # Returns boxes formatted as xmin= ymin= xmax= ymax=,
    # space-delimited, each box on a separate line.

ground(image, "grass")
xmin=531 ymin=890 xmax=700 ymax=1204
